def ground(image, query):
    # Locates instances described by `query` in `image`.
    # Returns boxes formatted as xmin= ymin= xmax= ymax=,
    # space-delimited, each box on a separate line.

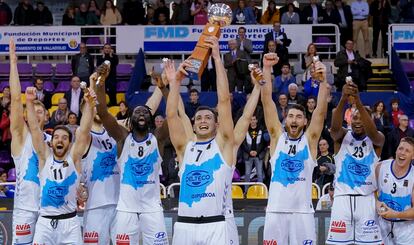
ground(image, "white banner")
xmin=116 ymin=25 xmax=312 ymax=54
xmin=0 ymin=26 xmax=81 ymax=54
xmin=392 ymin=24 xmax=414 ymax=52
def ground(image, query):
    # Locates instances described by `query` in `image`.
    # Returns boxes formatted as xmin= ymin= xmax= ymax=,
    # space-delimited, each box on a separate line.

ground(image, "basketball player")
xmin=9 ymin=39 xmax=51 ymax=245
xmin=327 ymin=83 xmax=384 ymax=244
xmin=261 ymin=53 xmax=329 ymax=245
xmin=25 ymin=85 xmax=95 ymax=244
xmin=376 ymin=137 xmax=414 ymax=244
xmin=94 ymin=64 xmax=169 ymax=245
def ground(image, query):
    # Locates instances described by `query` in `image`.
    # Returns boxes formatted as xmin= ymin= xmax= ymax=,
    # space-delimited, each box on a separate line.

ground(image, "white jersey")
xmin=39 ymin=152 xmax=79 ymax=216
xmin=267 ymin=132 xmax=316 ymax=213
xmin=334 ymin=131 xmax=379 ymax=196
xmin=378 ymin=159 xmax=414 ymax=221
xmin=178 ymin=138 xmax=233 ymax=217
xmin=224 ymin=166 xmax=235 ymax=218
xmin=81 ymin=129 xmax=120 ymax=210
xmin=12 ymin=132 xmax=51 ymax=212
xmin=117 ymin=133 xmax=163 ymax=213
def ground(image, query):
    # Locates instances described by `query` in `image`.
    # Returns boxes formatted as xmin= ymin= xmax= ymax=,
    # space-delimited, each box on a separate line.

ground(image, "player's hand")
xmin=164 ymin=59 xmax=178 ymax=85
xmin=263 ymin=53 xmax=279 ymax=68
xmin=204 ymin=36 xmax=220 ymax=60
xmin=377 ymin=202 xmax=398 ymax=219
xmin=250 ymin=67 xmax=265 ymax=86
xmin=9 ymin=38 xmax=17 ymax=64
xmin=176 ymin=59 xmax=193 ymax=83
xmin=341 ymin=83 xmax=357 ymax=97
xmin=25 ymin=87 xmax=37 ymax=102
xmin=96 ymin=62 xmax=110 ymax=85
xmin=84 ymin=87 xmax=97 ymax=105
xmin=313 ymin=61 xmax=327 ymax=82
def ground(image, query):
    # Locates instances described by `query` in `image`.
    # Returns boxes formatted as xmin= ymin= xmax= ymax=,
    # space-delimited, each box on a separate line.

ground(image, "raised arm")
xmin=145 ymin=86 xmax=163 ymax=113
xmin=25 ymin=88 xmax=48 ymax=170
xmin=330 ymin=84 xmax=352 ymax=143
xmin=261 ymin=53 xmax=282 ymax=153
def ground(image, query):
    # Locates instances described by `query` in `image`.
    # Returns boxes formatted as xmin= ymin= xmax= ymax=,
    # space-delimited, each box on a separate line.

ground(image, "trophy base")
xmin=185 ymin=58 xmax=203 ymax=81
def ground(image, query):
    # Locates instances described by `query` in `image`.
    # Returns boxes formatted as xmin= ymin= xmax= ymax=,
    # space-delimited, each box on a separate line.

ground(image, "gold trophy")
xmin=80 ymin=81 xmax=98 ymax=106
xmin=185 ymin=3 xmax=232 ymax=81
xmin=96 ymin=60 xmax=111 ymax=86
xmin=248 ymin=64 xmax=266 ymax=85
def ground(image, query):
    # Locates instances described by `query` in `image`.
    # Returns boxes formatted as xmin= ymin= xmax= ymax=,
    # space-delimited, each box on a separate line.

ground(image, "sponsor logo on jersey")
xmin=15 ymin=223 xmax=31 ymax=236
xmin=263 ymin=240 xmax=278 ymax=245
xmin=84 ymin=231 xmax=99 ymax=243
xmin=116 ymin=233 xmax=130 ymax=245
xmin=384 ymin=199 xmax=403 ymax=212
xmin=47 ymin=186 xmax=66 ymax=199
xmin=155 ymin=232 xmax=166 ymax=239
xmin=364 ymin=220 xmax=375 ymax=226
xmin=303 ymin=240 xmax=313 ymax=245
xmin=191 ymin=192 xmax=216 ymax=198
xmin=281 ymin=159 xmax=303 ymax=173
xmin=132 ymin=162 xmax=153 ymax=176
xmin=330 ymin=220 xmax=346 ymax=233
xmin=362 ymin=220 xmax=379 ymax=234
xmin=154 ymin=231 xmax=168 ymax=244
xmin=348 ymin=162 xmax=370 ymax=177
xmin=404 ymin=180 xmax=409 ymax=187
xmin=185 ymin=170 xmax=211 ymax=187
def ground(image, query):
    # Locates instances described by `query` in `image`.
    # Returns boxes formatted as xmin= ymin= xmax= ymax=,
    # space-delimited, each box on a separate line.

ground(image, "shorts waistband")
xmin=177 ymin=215 xmax=225 ymax=224
xmin=354 ymin=19 xmax=367 ymax=21
xmin=42 ymin=211 xmax=77 ymax=220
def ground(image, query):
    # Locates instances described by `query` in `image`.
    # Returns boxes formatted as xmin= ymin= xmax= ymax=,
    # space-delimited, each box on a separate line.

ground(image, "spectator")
xmin=334 ymin=0 xmax=353 ymax=47
xmin=33 ymin=78 xmax=52 ymax=109
xmin=276 ymin=93 xmax=289 ymax=123
xmin=303 ymin=67 xmax=321 ymax=98
xmin=280 ymin=0 xmax=301 ymax=16
xmin=96 ymin=43 xmax=119 ymax=105
xmin=274 ymin=63 xmax=295 ymax=96
xmin=249 ymin=1 xmax=262 ymax=23
xmin=387 ymin=115 xmax=414 ymax=158
xmin=316 ymin=183 xmax=334 ymax=210
xmin=33 ymin=1 xmax=53 ymax=25
xmin=264 ymin=22 xmax=292 ymax=53
xmin=0 ymin=86 xmax=10 ymax=112
xmin=281 ymin=3 xmax=301 ymax=24
xmin=236 ymin=27 xmax=253 ymax=59
xmin=14 ymin=0 xmax=35 ymax=25
xmin=64 ymin=76 xmax=84 ymax=117
xmin=154 ymin=115 xmax=165 ymax=129
xmin=301 ymin=43 xmax=322 ymax=83
xmin=390 ymin=98 xmax=404 ymax=128
xmin=0 ymin=0 xmax=12 ymax=25
xmin=351 ymin=0 xmax=370 ymax=57
xmin=371 ymin=100 xmax=392 ymax=136
xmin=344 ymin=102 xmax=357 ymax=128
xmin=400 ymin=0 xmax=414 ymax=23
xmin=0 ymin=102 xmax=11 ymax=147
xmin=370 ymin=0 xmax=390 ymax=57
xmin=50 ymin=98 xmax=70 ymax=126
xmin=232 ymin=0 xmax=256 ymax=24
xmin=100 ymin=0 xmax=122 ymax=25
xmin=224 ymin=39 xmax=250 ymax=92
xmin=323 ymin=0 xmax=340 ymax=25
xmin=145 ymin=6 xmax=156 ymax=25
xmin=155 ymin=0 xmax=170 ymax=23
xmin=71 ymin=42 xmax=95 ymax=84
xmin=313 ymin=139 xmax=335 ymax=188
xmin=0 ymin=170 xmax=8 ymax=197
xmin=388 ymin=0 xmax=401 ymax=24
xmin=43 ymin=110 xmax=54 ymax=133
xmin=184 ymin=88 xmax=201 ymax=119
xmin=75 ymin=3 xmax=99 ymax=25
xmin=242 ymin=115 xmax=267 ymax=185
xmin=116 ymin=101 xmax=129 ymax=120
xmin=260 ymin=0 xmax=280 ymax=24
xmin=334 ymin=40 xmax=362 ymax=91
xmin=65 ymin=112 xmax=79 ymax=140
xmin=263 ymin=40 xmax=289 ymax=77
xmin=62 ymin=5 xmax=76 ymax=25
xmin=201 ymin=57 xmax=216 ymax=91
xmin=302 ymin=0 xmax=324 ymax=24
xmin=305 ymin=96 xmax=317 ymax=121
xmin=287 ymin=83 xmax=305 ymax=106
xmin=155 ymin=12 xmax=169 ymax=25
xmin=190 ymin=0 xmax=209 ymax=25
xmin=88 ymin=0 xmax=101 ymax=19
xmin=171 ymin=0 xmax=192 ymax=24
xmin=122 ymin=0 xmax=145 ymax=25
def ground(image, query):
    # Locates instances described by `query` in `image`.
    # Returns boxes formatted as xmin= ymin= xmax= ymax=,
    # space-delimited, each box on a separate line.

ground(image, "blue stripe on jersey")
xmin=272 ymin=146 xmax=309 ymax=187
xmin=378 ymin=192 xmax=412 ymax=212
xmin=23 ymin=151 xmax=40 ymax=185
xmin=337 ymin=151 xmax=375 ymax=189
xmin=179 ymin=153 xmax=223 ymax=207
xmin=91 ymin=146 xmax=117 ymax=181
xmin=122 ymin=148 xmax=158 ymax=190
xmin=41 ymin=171 xmax=77 ymax=208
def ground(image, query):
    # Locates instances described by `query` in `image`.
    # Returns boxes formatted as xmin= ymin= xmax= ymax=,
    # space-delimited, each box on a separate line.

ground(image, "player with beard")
xmin=327 ymin=83 xmax=384 ymax=244
xmin=25 ymin=84 xmax=95 ymax=244
xmin=261 ymin=53 xmax=329 ymax=245
xmin=9 ymin=39 xmax=52 ymax=245
xmin=94 ymin=64 xmax=169 ymax=245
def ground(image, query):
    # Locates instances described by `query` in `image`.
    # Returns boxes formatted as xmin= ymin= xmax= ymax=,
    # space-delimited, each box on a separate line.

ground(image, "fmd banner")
xmin=0 ymin=26 xmax=81 ymax=54
xmin=117 ymin=25 xmax=312 ymax=54
xmin=392 ymin=24 xmax=414 ymax=52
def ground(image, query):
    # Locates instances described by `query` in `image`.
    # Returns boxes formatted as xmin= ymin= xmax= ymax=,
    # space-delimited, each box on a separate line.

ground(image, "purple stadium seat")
xmin=315 ymin=36 xmax=332 ymax=44
xmin=7 ymin=168 xmax=16 ymax=182
xmin=43 ymin=81 xmax=55 ymax=92
xmin=0 ymin=81 xmax=9 ymax=91
xmin=17 ymin=63 xmax=33 ymax=77
xmin=116 ymin=81 xmax=129 ymax=92
xmin=117 ymin=64 xmax=133 ymax=77
xmin=55 ymin=81 xmax=71 ymax=92
xmin=55 ymin=63 xmax=73 ymax=77
xmin=35 ymin=63 xmax=53 ymax=77
xmin=21 ymin=81 xmax=33 ymax=92
xmin=0 ymin=64 xmax=9 ymax=77
xmin=410 ymin=119 xmax=414 ymax=130
xmin=86 ymin=37 xmax=101 ymax=45
xmin=402 ymin=62 xmax=414 ymax=75
xmin=0 ymin=151 xmax=11 ymax=165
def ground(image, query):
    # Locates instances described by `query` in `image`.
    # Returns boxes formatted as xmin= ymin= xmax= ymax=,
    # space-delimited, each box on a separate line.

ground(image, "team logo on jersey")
xmin=347 ymin=162 xmax=370 ymax=177
xmin=154 ymin=231 xmax=168 ymax=243
xmin=404 ymin=180 xmax=409 ymax=187
xmin=364 ymin=220 xmax=376 ymax=226
xmin=281 ymin=159 xmax=303 ymax=173
xmin=303 ymin=240 xmax=313 ymax=245
xmin=15 ymin=223 xmax=31 ymax=236
xmin=384 ymin=199 xmax=403 ymax=212
xmin=155 ymin=232 xmax=166 ymax=239
xmin=132 ymin=162 xmax=153 ymax=176
xmin=264 ymin=240 xmax=278 ymax=245
xmin=84 ymin=231 xmax=99 ymax=243
xmin=47 ymin=186 xmax=66 ymax=199
xmin=116 ymin=233 xmax=130 ymax=245
xmin=362 ymin=220 xmax=379 ymax=234
xmin=185 ymin=170 xmax=211 ymax=187
xmin=330 ymin=220 xmax=346 ymax=233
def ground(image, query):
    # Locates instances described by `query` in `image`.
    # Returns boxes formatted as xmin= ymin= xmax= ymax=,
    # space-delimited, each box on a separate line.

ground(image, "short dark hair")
xmin=68 ymin=112 xmax=77 ymax=119
xmin=281 ymin=63 xmax=291 ymax=69
xmin=194 ymin=106 xmax=218 ymax=122
xmin=287 ymin=104 xmax=306 ymax=116
xmin=238 ymin=26 xmax=246 ymax=32
xmin=391 ymin=98 xmax=399 ymax=105
xmin=189 ymin=88 xmax=199 ymax=94
xmin=401 ymin=137 xmax=414 ymax=148
xmin=307 ymin=96 xmax=317 ymax=102
xmin=52 ymin=125 xmax=73 ymax=143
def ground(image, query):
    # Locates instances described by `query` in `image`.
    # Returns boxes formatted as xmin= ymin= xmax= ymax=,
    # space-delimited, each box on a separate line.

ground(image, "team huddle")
xmin=9 ymin=34 xmax=414 ymax=245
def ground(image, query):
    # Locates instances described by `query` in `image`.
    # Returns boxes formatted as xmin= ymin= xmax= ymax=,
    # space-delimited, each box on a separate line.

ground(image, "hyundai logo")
xmin=303 ymin=240 xmax=313 ymax=245
xmin=155 ymin=232 xmax=166 ymax=239
xmin=364 ymin=220 xmax=376 ymax=226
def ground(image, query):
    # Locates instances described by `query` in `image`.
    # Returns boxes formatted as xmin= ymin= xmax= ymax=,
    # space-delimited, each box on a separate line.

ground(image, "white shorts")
xmin=326 ymin=194 xmax=382 ymax=244
xmin=172 ymin=220 xmax=227 ymax=245
xmin=379 ymin=218 xmax=414 ymax=245
xmin=111 ymin=210 xmax=168 ymax=245
xmin=33 ymin=216 xmax=82 ymax=245
xmin=263 ymin=212 xmax=316 ymax=245
xmin=12 ymin=209 xmax=38 ymax=245
xmin=226 ymin=216 xmax=239 ymax=245
xmin=83 ymin=205 xmax=116 ymax=245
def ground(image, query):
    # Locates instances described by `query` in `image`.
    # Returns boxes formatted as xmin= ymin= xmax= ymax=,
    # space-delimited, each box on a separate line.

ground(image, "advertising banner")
xmin=392 ymin=24 xmax=414 ymax=52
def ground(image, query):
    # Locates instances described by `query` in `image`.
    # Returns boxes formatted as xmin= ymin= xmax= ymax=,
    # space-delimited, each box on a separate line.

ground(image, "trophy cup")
xmin=185 ymin=3 xmax=232 ymax=81
xmin=80 ymin=81 xmax=98 ymax=106
xmin=248 ymin=64 xmax=266 ymax=85
xmin=96 ymin=60 xmax=111 ymax=86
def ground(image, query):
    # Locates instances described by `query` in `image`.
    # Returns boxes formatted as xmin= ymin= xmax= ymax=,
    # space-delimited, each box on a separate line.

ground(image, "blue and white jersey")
xmin=378 ymin=159 xmax=414 ymax=221
xmin=178 ymin=138 xmax=233 ymax=217
xmin=39 ymin=152 xmax=79 ymax=216
xmin=117 ymin=133 xmax=163 ymax=213
xmin=334 ymin=131 xmax=379 ymax=196
xmin=267 ymin=132 xmax=316 ymax=213
xmin=224 ymin=166 xmax=236 ymax=218
xmin=81 ymin=129 xmax=119 ymax=210
xmin=12 ymin=132 xmax=51 ymax=212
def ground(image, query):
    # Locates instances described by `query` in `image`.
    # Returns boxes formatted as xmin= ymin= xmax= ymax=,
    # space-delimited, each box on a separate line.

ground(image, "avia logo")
xmin=330 ymin=220 xmax=346 ymax=233
xmin=116 ymin=233 xmax=130 ymax=245
xmin=348 ymin=163 xmax=370 ymax=177
xmin=263 ymin=240 xmax=278 ymax=245
xmin=303 ymin=240 xmax=313 ymax=245
xmin=186 ymin=170 xmax=211 ymax=187
xmin=385 ymin=199 xmax=403 ymax=212
xmin=155 ymin=231 xmax=166 ymax=239
xmin=281 ymin=159 xmax=303 ymax=172
xmin=16 ymin=223 xmax=31 ymax=236
xmin=132 ymin=162 xmax=152 ymax=176
xmin=84 ymin=231 xmax=99 ymax=243
xmin=364 ymin=220 xmax=376 ymax=227
xmin=47 ymin=186 xmax=66 ymax=199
